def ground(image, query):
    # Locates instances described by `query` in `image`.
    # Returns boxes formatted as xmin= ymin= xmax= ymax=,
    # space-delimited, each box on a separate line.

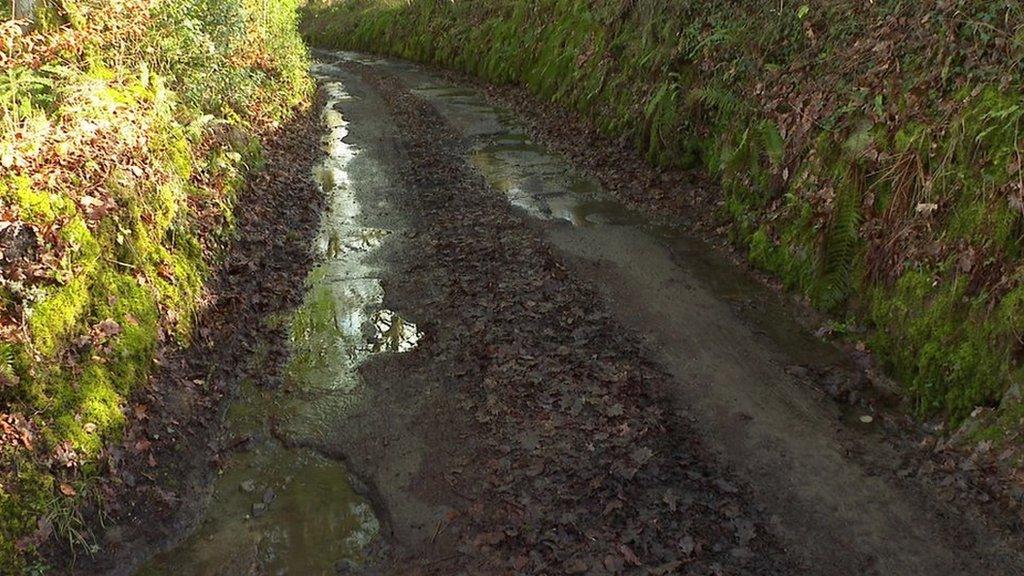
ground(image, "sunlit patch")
xmin=139 ymin=438 xmax=380 ymax=576
xmin=470 ymin=135 xmax=646 ymax=227
xmin=365 ymin=309 xmax=422 ymax=353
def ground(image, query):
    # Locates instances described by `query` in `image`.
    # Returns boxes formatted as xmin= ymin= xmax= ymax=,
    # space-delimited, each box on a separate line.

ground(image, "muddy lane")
xmin=135 ymin=50 xmax=1022 ymax=575
xmin=143 ymin=53 xmax=805 ymax=573
xmin=302 ymin=51 xmax=1020 ymax=576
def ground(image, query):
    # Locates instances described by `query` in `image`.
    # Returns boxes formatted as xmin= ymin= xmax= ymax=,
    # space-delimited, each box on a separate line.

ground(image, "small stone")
xmin=679 ymin=535 xmax=696 ymax=556
xmin=262 ymin=488 xmax=277 ymax=504
xmin=859 ymin=415 xmax=874 ymax=424
xmin=251 ymin=502 xmax=267 ymax=518
xmin=240 ymin=480 xmax=256 ymax=493
xmin=785 ymin=365 xmax=809 ymax=379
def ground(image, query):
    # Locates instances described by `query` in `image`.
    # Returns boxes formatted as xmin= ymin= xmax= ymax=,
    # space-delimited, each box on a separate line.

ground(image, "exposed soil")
xmin=42 ymin=99 xmax=326 ymax=575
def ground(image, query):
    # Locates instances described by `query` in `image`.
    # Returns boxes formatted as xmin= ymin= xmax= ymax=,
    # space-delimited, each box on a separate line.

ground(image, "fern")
xmin=686 ymin=82 xmax=745 ymax=123
xmin=686 ymin=22 xmax=742 ymax=59
xmin=816 ymin=169 xmax=863 ymax=310
xmin=0 ymin=343 xmax=16 ymax=385
xmin=759 ymin=120 xmax=785 ymax=167
xmin=642 ymin=77 xmax=682 ymax=162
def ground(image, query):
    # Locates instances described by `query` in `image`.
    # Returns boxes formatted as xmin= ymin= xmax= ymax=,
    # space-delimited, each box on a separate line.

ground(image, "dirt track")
xmin=314 ymin=57 xmax=795 ymax=574
xmin=306 ymin=54 xmax=1024 ymax=575
xmin=73 ymin=52 xmax=1024 ymax=576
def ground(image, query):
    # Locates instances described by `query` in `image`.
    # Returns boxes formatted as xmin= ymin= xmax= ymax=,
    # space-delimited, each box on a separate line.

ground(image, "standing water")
xmin=139 ymin=65 xmax=419 ymax=576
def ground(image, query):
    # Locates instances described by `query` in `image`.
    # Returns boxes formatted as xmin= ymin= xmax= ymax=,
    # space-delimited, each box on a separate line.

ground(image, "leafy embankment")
xmin=303 ymin=1 xmax=1024 ymax=431
xmin=0 ymin=0 xmax=309 ymax=569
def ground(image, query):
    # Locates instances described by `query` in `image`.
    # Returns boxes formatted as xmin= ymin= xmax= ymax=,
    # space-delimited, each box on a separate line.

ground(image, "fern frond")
xmin=817 ymin=169 xmax=864 ymax=310
xmin=687 ymin=83 xmax=745 ymax=122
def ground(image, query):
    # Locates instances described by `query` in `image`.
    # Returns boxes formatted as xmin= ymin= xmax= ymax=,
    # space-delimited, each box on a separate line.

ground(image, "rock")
xmin=240 ymin=479 xmax=256 ymax=493
xmin=679 ymin=535 xmax=696 ymax=556
xmin=262 ymin=488 xmax=277 ymax=504
xmin=785 ymin=365 xmax=809 ymax=379
xmin=251 ymin=502 xmax=267 ymax=518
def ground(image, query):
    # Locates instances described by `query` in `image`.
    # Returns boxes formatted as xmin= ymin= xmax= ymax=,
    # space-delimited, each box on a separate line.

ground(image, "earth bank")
xmin=1 ymin=0 xmax=310 ymax=570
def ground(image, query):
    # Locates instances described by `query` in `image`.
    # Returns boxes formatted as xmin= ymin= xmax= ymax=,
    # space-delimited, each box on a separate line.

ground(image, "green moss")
xmin=869 ymin=268 xmax=1016 ymax=421
xmin=2 ymin=0 xmax=312 ymax=565
xmin=60 ymin=217 xmax=102 ymax=263
xmin=27 ymin=276 xmax=92 ymax=358
xmin=0 ymin=456 xmax=53 ymax=574
xmin=55 ymin=364 xmax=125 ymax=459
xmin=4 ymin=177 xmax=72 ymax=223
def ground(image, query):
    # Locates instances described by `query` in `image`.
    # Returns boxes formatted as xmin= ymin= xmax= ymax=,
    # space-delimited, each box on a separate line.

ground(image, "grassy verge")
xmin=302 ymin=1 xmax=1024 ymax=433
xmin=1 ymin=0 xmax=310 ymax=569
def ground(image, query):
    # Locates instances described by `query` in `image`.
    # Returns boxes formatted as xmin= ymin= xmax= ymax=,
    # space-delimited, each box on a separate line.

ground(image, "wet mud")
xmin=117 ymin=50 xmax=1024 ymax=576
xmin=311 ymin=51 xmax=1022 ymax=575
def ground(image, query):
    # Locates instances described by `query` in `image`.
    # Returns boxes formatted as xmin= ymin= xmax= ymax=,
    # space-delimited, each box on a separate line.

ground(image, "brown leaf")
xmin=619 ymin=543 xmax=641 ymax=566
xmin=94 ymin=318 xmax=122 ymax=339
xmin=473 ymin=531 xmax=505 ymax=547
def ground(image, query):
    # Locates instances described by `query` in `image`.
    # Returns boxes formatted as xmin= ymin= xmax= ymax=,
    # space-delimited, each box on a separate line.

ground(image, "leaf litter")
xmin=342 ymin=61 xmax=797 ymax=576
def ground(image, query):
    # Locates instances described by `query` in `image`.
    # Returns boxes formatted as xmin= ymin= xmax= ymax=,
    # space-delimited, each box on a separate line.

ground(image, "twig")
xmin=429 ymin=516 xmax=447 ymax=543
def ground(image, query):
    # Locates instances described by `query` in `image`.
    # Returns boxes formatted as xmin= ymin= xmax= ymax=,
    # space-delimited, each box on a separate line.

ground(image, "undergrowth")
xmin=301 ymin=0 xmax=1024 ymax=433
xmin=0 ymin=0 xmax=310 ymax=569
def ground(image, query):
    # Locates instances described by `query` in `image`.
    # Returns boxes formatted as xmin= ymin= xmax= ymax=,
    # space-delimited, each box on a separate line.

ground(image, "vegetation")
xmin=0 ymin=0 xmax=310 ymax=569
xmin=302 ymin=0 xmax=1024 ymax=429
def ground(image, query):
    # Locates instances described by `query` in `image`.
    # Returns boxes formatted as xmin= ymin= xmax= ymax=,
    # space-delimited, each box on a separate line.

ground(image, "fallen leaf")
xmin=619 ymin=543 xmax=641 ymax=566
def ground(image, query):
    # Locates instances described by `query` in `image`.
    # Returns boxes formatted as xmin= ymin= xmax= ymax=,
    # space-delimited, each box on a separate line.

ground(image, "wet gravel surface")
xmin=339 ymin=61 xmax=797 ymax=575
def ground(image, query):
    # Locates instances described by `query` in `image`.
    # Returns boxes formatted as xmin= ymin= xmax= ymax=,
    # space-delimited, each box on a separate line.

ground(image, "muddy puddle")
xmin=139 ymin=65 xmax=416 ymax=575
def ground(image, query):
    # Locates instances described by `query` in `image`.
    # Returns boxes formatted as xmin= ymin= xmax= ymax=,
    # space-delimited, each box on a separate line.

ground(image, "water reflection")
xmin=139 ymin=64 xmax=419 ymax=576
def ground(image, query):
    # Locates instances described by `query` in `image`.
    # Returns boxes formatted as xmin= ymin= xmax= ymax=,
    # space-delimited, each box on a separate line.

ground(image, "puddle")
xmin=139 ymin=65 xmax=419 ymax=575
xmin=138 ymin=385 xmax=378 ymax=576
xmin=365 ymin=309 xmax=421 ymax=353
xmin=414 ymin=75 xmax=844 ymax=369
xmin=470 ymin=136 xmax=648 ymax=228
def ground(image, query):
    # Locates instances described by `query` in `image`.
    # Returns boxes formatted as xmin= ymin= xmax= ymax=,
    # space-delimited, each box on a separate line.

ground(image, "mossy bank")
xmin=1 ymin=0 xmax=310 ymax=570
xmin=302 ymin=1 xmax=1024 ymax=434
